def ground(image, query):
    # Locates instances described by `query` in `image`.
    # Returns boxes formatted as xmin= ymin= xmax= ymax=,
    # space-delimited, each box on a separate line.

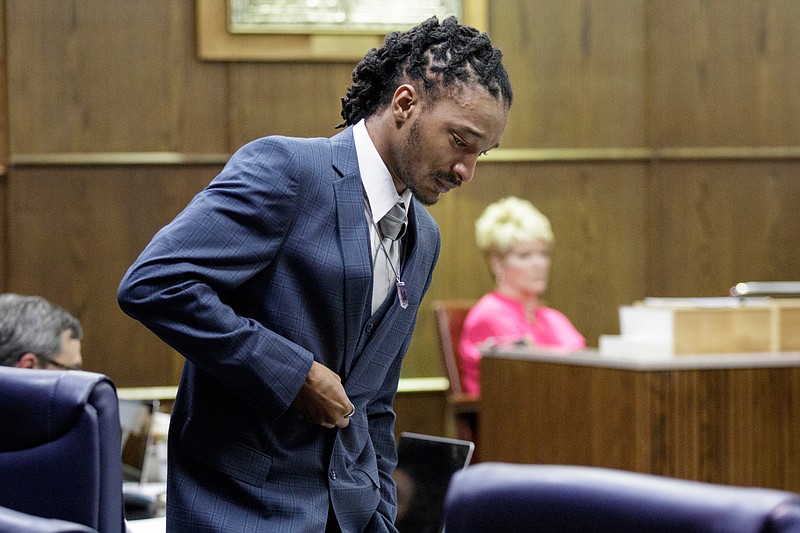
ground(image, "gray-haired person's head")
xmin=0 ymin=293 xmax=83 ymax=367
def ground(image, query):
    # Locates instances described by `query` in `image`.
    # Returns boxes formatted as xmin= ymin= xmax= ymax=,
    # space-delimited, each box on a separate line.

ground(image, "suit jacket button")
xmin=365 ymin=323 xmax=374 ymax=333
xmin=329 ymin=468 xmax=337 ymax=480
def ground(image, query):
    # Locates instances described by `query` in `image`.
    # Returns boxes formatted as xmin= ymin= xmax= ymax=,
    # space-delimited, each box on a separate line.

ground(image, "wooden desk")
xmin=479 ymin=348 xmax=800 ymax=491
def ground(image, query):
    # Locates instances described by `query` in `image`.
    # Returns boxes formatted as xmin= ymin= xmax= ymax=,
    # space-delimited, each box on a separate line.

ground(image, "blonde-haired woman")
xmin=459 ymin=197 xmax=585 ymax=395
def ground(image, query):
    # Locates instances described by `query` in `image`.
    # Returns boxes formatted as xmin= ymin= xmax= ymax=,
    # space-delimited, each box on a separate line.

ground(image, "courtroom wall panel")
xmin=649 ymin=0 xmax=800 ymax=146
xmin=5 ymin=164 xmax=222 ymax=386
xmin=228 ymin=62 xmax=356 ymax=147
xmin=0 ymin=174 xmax=5 ymax=292
xmin=5 ymin=0 xmax=356 ymax=155
xmin=646 ymin=160 xmax=800 ymax=297
xmin=0 ymin=0 xmax=6 ymax=291
xmin=6 ymin=0 xmax=229 ymax=154
xmin=4 ymin=0 xmax=797 ymax=153
xmin=0 ymin=0 xmax=8 ymax=164
xmin=491 ymin=0 xmax=647 ymax=149
xmin=0 ymin=0 xmax=7 ymax=167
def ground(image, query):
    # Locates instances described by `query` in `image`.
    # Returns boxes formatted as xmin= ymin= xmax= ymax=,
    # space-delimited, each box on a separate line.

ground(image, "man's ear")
xmin=390 ymin=84 xmax=418 ymax=123
xmin=14 ymin=353 xmax=39 ymax=369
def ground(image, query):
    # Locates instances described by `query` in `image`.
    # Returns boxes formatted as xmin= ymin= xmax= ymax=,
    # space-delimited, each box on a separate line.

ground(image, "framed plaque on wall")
xmin=196 ymin=0 xmax=487 ymax=62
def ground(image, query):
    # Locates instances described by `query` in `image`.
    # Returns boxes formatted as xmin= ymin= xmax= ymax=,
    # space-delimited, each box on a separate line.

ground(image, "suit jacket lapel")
xmin=330 ymin=128 xmax=372 ymax=373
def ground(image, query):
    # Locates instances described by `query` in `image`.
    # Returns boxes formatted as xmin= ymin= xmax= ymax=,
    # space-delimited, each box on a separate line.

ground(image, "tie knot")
xmin=379 ymin=201 xmax=407 ymax=241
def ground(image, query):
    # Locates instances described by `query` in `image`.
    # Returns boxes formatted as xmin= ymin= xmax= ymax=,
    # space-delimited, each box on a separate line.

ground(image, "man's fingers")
xmin=295 ymin=362 xmax=356 ymax=428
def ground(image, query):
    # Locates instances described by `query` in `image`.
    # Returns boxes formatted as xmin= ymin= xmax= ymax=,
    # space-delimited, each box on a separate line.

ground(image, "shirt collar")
xmin=353 ymin=119 xmax=411 ymax=223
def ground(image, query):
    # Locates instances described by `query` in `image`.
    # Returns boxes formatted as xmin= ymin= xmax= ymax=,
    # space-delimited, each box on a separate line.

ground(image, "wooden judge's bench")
xmin=478 ymin=346 xmax=800 ymax=492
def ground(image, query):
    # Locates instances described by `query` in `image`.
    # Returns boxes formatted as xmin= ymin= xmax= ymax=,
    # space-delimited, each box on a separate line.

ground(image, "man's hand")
xmin=294 ymin=361 xmax=355 ymax=429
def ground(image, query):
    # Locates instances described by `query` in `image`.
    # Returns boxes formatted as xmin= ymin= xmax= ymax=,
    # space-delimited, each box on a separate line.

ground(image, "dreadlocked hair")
xmin=338 ymin=15 xmax=512 ymax=128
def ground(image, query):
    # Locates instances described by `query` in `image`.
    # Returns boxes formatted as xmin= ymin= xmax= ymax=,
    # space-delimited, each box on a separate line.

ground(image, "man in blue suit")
xmin=118 ymin=15 xmax=512 ymax=532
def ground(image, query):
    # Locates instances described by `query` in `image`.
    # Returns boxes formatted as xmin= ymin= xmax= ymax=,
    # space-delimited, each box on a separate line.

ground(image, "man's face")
xmin=12 ymin=329 xmax=83 ymax=370
xmin=45 ymin=329 xmax=83 ymax=370
xmin=389 ymin=84 xmax=509 ymax=205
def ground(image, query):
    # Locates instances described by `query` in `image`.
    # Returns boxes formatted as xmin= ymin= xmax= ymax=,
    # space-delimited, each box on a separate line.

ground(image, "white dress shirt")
xmin=353 ymin=119 xmax=412 ymax=314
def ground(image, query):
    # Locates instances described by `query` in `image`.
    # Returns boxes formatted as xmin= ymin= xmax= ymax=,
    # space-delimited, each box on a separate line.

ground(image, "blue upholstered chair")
xmin=0 ymin=367 xmax=125 ymax=533
xmin=444 ymin=463 xmax=800 ymax=533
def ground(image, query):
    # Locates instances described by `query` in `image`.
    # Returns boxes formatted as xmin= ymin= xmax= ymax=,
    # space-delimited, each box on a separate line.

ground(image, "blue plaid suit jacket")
xmin=118 ymin=127 xmax=440 ymax=532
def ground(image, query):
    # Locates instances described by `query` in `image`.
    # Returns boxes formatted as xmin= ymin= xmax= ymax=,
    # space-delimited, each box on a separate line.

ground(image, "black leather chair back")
xmin=445 ymin=463 xmax=800 ymax=533
xmin=0 ymin=367 xmax=124 ymax=533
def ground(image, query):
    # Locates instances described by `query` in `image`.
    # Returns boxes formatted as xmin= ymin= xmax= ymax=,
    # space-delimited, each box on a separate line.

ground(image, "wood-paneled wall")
xmin=2 ymin=0 xmax=800 ymax=389
xmin=5 ymin=164 xmax=220 ymax=383
xmin=1 ymin=0 xmax=8 ymax=290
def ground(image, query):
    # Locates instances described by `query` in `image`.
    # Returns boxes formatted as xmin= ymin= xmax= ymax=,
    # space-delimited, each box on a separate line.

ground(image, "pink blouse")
xmin=458 ymin=291 xmax=585 ymax=395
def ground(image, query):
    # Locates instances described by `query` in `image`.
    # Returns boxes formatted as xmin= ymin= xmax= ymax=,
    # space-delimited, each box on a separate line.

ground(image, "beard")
xmin=396 ymin=121 xmax=460 ymax=206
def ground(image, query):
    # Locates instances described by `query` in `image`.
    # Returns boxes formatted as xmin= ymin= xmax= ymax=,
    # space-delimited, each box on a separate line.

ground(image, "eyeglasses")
xmin=43 ymin=357 xmax=83 ymax=371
